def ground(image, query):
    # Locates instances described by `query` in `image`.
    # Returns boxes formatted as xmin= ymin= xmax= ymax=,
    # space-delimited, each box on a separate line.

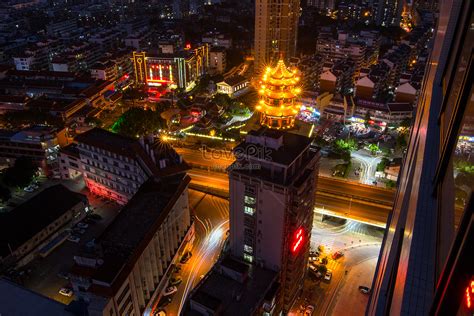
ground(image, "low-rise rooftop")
xmin=0 ymin=185 xmax=86 ymax=258
xmin=185 ymin=256 xmax=278 ymax=316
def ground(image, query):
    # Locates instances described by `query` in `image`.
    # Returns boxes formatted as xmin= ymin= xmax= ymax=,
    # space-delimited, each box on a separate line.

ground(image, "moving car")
xmin=67 ymin=235 xmax=80 ymax=243
xmin=169 ymin=276 xmax=182 ymax=286
xmin=359 ymin=286 xmax=371 ymax=294
xmin=163 ymin=286 xmax=177 ymax=296
xmin=332 ymin=251 xmax=344 ymax=260
xmin=324 ymin=270 xmax=332 ymax=282
xmin=59 ymin=288 xmax=73 ymax=297
xmin=304 ymin=305 xmax=315 ymax=315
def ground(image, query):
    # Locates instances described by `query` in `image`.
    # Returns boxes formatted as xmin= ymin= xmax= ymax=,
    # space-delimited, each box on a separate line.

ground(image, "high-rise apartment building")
xmin=254 ymin=0 xmax=301 ymax=70
xmin=367 ymin=0 xmax=473 ymax=314
xmin=228 ymin=128 xmax=319 ymax=311
xmin=371 ymin=0 xmax=404 ymax=26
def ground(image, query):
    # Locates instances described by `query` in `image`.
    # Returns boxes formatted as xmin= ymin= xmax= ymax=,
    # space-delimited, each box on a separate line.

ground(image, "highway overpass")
xmin=187 ymin=168 xmax=393 ymax=228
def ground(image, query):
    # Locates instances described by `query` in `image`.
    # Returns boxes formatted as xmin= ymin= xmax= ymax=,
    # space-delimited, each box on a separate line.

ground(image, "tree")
xmin=111 ymin=108 xmax=166 ymax=138
xmin=318 ymin=264 xmax=328 ymax=275
xmin=0 ymin=185 xmax=11 ymax=202
xmin=334 ymin=138 xmax=357 ymax=152
xmin=0 ymin=109 xmax=63 ymax=128
xmin=213 ymin=93 xmax=232 ymax=109
xmin=3 ymin=157 xmax=37 ymax=188
xmin=400 ymin=118 xmax=412 ymax=129
xmin=377 ymin=157 xmax=390 ymax=172
xmin=385 ymin=180 xmax=396 ymax=188
xmin=368 ymin=144 xmax=379 ymax=155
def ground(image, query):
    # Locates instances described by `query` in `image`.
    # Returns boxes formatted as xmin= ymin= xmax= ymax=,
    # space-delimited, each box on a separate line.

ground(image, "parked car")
xmin=169 ymin=277 xmax=182 ymax=286
xmin=59 ymin=288 xmax=73 ymax=297
xmin=324 ymin=270 xmax=332 ymax=282
xmin=304 ymin=305 xmax=315 ymax=315
xmin=23 ymin=186 xmax=35 ymax=192
xmin=332 ymin=251 xmax=344 ymax=260
xmin=77 ymin=222 xmax=88 ymax=229
xmin=359 ymin=286 xmax=371 ymax=294
xmin=163 ymin=286 xmax=177 ymax=296
xmin=67 ymin=235 xmax=80 ymax=243
xmin=180 ymin=251 xmax=192 ymax=264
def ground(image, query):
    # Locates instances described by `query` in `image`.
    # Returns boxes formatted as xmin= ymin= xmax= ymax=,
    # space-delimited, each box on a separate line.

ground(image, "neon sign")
xmin=466 ymin=279 xmax=474 ymax=310
xmin=291 ymin=227 xmax=304 ymax=253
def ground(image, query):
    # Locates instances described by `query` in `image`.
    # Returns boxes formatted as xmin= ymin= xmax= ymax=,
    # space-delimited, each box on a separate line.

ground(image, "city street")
xmin=186 ymin=168 xmax=392 ymax=226
xmin=290 ymin=215 xmax=383 ymax=316
xmin=352 ymin=150 xmax=381 ymax=185
xmin=150 ymin=190 xmax=229 ymax=316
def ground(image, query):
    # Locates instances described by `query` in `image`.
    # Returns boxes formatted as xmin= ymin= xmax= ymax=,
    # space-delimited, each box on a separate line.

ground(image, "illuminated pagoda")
xmin=256 ymin=59 xmax=302 ymax=129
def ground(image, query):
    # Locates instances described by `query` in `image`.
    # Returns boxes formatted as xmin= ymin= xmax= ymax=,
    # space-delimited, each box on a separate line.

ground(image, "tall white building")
xmin=228 ymin=128 xmax=320 ymax=311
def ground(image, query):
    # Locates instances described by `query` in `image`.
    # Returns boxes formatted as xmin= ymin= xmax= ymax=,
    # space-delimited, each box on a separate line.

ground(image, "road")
xmin=290 ymin=216 xmax=383 ymax=316
xmin=186 ymin=168 xmax=391 ymax=226
xmin=175 ymin=147 xmax=394 ymax=205
xmin=352 ymin=151 xmax=381 ymax=185
xmin=150 ymin=190 xmax=229 ymax=316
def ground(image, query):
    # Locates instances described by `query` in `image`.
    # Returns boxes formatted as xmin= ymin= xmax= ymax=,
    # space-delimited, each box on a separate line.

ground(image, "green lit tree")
xmin=111 ymin=108 xmax=166 ymax=138
xmin=368 ymin=144 xmax=379 ymax=155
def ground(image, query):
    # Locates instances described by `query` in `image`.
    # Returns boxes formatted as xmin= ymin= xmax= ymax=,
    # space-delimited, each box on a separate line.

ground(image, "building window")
xmin=244 ymin=206 xmax=255 ymax=215
xmin=244 ymin=253 xmax=253 ymax=263
xmin=244 ymin=244 xmax=253 ymax=254
xmin=244 ymin=195 xmax=256 ymax=205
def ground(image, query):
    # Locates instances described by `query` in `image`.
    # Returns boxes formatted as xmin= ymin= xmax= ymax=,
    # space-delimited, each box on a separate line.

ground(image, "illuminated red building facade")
xmin=132 ymin=44 xmax=209 ymax=90
xmin=228 ymin=128 xmax=320 ymax=313
xmin=73 ymin=128 xmax=189 ymax=205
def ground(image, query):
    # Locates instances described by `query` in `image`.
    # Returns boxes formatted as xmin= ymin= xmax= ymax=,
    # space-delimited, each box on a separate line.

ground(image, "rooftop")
xmin=234 ymin=127 xmax=313 ymax=166
xmin=75 ymin=128 xmax=189 ymax=177
xmin=0 ymin=278 xmax=75 ymax=316
xmin=186 ymin=256 xmax=278 ymax=316
xmin=77 ymin=174 xmax=190 ymax=292
xmin=0 ymin=185 xmax=86 ymax=258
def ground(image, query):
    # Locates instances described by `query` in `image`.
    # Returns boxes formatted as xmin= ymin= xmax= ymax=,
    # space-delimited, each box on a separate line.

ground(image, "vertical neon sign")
xmin=291 ymin=227 xmax=304 ymax=253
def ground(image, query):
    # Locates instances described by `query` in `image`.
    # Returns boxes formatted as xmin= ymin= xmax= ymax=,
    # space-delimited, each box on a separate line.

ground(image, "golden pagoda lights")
xmin=256 ymin=59 xmax=302 ymax=129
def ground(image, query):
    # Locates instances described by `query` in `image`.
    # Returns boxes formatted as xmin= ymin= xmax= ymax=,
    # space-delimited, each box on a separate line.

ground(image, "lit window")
xmin=244 ymin=206 xmax=255 ymax=215
xmin=244 ymin=253 xmax=253 ymax=263
xmin=244 ymin=195 xmax=256 ymax=204
xmin=244 ymin=244 xmax=253 ymax=254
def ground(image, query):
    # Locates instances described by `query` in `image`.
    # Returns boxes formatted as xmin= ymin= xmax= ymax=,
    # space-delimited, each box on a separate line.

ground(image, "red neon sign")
xmin=466 ymin=279 xmax=474 ymax=310
xmin=291 ymin=227 xmax=304 ymax=253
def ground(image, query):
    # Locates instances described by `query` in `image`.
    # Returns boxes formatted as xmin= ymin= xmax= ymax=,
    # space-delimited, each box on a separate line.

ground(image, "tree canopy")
xmin=111 ymin=108 xmax=166 ymax=138
xmin=3 ymin=157 xmax=37 ymax=188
